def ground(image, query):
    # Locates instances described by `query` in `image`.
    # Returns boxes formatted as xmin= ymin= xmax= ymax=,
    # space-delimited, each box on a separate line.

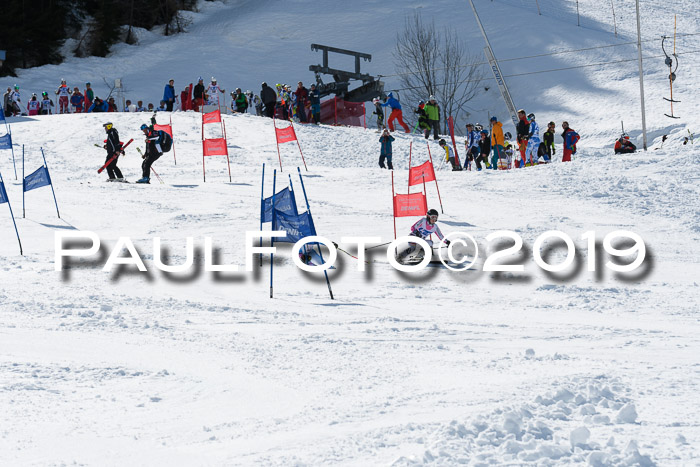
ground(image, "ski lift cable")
xmin=389 ymin=48 xmax=700 ymax=92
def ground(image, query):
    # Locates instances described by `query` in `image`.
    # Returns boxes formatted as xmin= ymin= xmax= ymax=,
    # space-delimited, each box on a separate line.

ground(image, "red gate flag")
xmin=408 ymin=161 xmax=436 ymax=187
xmin=202 ymin=109 xmax=222 ymax=124
xmin=393 ymin=192 xmax=427 ymax=218
xmin=153 ymin=124 xmax=172 ymax=137
xmin=203 ymin=138 xmax=228 ymax=156
xmin=275 ymin=125 xmax=297 ymax=144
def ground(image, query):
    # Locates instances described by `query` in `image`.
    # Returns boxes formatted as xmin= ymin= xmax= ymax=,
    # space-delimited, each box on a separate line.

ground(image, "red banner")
xmin=393 ymin=193 xmax=427 ymax=218
xmin=153 ymin=124 xmax=172 ymax=137
xmin=320 ymin=97 xmax=366 ymax=127
xmin=202 ymin=109 xmax=221 ymax=124
xmin=275 ymin=125 xmax=297 ymax=144
xmin=408 ymin=161 xmax=435 ymax=187
xmin=203 ymin=138 xmax=228 ymax=156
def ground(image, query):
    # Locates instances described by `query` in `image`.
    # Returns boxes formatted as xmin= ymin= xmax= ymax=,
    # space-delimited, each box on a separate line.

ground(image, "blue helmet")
xmin=140 ymin=124 xmax=149 ymax=131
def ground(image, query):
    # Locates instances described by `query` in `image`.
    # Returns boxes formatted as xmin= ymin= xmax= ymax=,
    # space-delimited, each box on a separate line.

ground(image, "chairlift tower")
xmin=309 ymin=44 xmax=384 ymax=102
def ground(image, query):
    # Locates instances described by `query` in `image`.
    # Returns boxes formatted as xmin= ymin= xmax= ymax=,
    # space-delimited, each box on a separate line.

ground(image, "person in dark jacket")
xmin=294 ymin=81 xmax=308 ymax=123
xmin=193 ymin=77 xmax=206 ymax=112
xmin=308 ymin=84 xmax=321 ymax=124
xmin=414 ymin=101 xmax=430 ymax=137
xmin=260 ymin=82 xmax=277 ymax=118
xmin=542 ymin=121 xmax=556 ymax=161
xmin=102 ymin=122 xmax=124 ymax=181
xmin=515 ymin=109 xmax=529 ymax=168
xmin=379 ymin=129 xmax=395 ymax=169
xmin=88 ymin=97 xmax=108 ymax=113
xmin=137 ymin=124 xmax=163 ymax=184
xmin=476 ymin=130 xmax=491 ymax=171
xmin=163 ymin=79 xmax=176 ymax=111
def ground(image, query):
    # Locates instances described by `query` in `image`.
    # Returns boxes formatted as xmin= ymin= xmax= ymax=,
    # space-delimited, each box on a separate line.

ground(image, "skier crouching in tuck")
xmin=103 ymin=122 xmax=124 ymax=181
xmin=396 ymin=209 xmax=450 ymax=263
xmin=137 ymin=124 xmax=163 ymax=184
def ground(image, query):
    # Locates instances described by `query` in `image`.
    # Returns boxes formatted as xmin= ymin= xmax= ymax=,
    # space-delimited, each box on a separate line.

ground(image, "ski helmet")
xmin=504 ymin=132 xmax=512 ymax=140
xmin=527 ymin=113 xmax=535 ymax=121
xmin=475 ymin=123 xmax=483 ymax=131
xmin=418 ymin=100 xmax=424 ymax=106
xmin=211 ymin=77 xmax=217 ymax=82
xmin=103 ymin=122 xmax=113 ymax=130
xmin=466 ymin=123 xmax=473 ymax=128
xmin=548 ymin=121 xmax=555 ymax=127
xmin=480 ymin=130 xmax=488 ymax=136
xmin=372 ymin=97 xmax=379 ymax=104
xmin=140 ymin=124 xmax=149 ymax=131
xmin=61 ymin=78 xmax=66 ymax=84
xmin=198 ymin=77 xmax=203 ymax=82
xmin=490 ymin=116 xmax=497 ymax=122
xmin=42 ymin=91 xmax=48 ymax=97
xmin=438 ymin=139 xmax=446 ymax=146
xmin=429 ymin=95 xmax=436 ymax=101
xmin=14 ymin=84 xmax=19 ymax=90
xmin=427 ymin=209 xmax=439 ymax=220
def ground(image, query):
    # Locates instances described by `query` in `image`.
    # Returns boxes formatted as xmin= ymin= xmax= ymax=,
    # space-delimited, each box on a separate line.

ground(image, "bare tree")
xmin=394 ymin=13 xmax=484 ymax=134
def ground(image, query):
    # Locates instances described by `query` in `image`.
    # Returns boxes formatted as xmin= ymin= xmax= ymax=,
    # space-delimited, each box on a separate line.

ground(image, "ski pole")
xmin=365 ymin=241 xmax=392 ymax=251
xmin=150 ymin=167 xmax=164 ymax=184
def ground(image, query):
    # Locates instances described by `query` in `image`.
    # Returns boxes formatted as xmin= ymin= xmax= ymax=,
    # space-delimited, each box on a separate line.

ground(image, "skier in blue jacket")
xmin=380 ymin=93 xmax=410 ymax=133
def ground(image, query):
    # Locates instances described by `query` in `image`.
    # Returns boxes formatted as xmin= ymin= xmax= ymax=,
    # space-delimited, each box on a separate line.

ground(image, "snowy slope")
xmin=1 ymin=0 xmax=700 ymax=465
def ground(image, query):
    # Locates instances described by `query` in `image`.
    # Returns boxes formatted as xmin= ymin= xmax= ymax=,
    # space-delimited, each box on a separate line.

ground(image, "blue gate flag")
xmin=0 ymin=179 xmax=8 ymax=204
xmin=0 ymin=105 xmax=5 ymax=122
xmin=261 ymin=186 xmax=298 ymax=223
xmin=273 ymin=209 xmax=316 ymax=243
xmin=23 ymin=166 xmax=52 ymax=192
xmin=0 ymin=133 xmax=11 ymax=150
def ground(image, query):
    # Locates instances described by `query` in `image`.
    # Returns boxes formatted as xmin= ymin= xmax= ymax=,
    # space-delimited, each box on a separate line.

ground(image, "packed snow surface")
xmin=1 ymin=0 xmax=699 ymax=465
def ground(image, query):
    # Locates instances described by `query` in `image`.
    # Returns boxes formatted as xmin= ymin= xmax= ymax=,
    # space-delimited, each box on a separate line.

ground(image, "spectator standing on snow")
xmin=524 ymin=113 xmax=540 ymax=166
xmin=490 ymin=116 xmax=504 ymax=170
xmin=10 ymin=85 xmax=22 ymax=116
xmin=516 ymin=109 xmax=529 ymax=168
xmin=381 ymin=92 xmax=410 ymax=133
xmin=543 ymin=121 xmax=556 ymax=161
xmin=107 ymin=97 xmax=118 ymax=112
xmin=464 ymin=123 xmax=480 ymax=170
xmin=136 ymin=100 xmax=145 ymax=112
xmin=84 ymin=82 xmax=94 ymax=112
xmin=561 ymin=121 xmax=580 ymax=162
xmin=379 ymin=129 xmax=395 ymax=170
xmin=372 ymin=97 xmax=384 ymax=131
xmin=70 ymin=88 xmax=85 ymax=113
xmin=3 ymin=87 xmax=12 ymax=115
xmin=26 ymin=94 xmax=41 ymax=116
xmin=163 ymin=79 xmax=176 ymax=111
xmin=261 ymin=82 xmax=277 ymax=118
xmin=193 ymin=77 xmax=206 ymax=112
xmin=206 ymin=77 xmax=224 ymax=106
xmin=40 ymin=92 xmax=54 ymax=115
xmin=424 ymin=96 xmax=440 ymax=140
xmin=294 ymin=82 xmax=308 ymax=123
xmin=55 ymin=79 xmax=71 ymax=114
xmin=308 ymin=84 xmax=321 ymax=124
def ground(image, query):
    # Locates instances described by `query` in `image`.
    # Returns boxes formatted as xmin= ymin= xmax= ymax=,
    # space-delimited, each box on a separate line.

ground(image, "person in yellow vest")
xmin=489 ymin=116 xmax=505 ymax=170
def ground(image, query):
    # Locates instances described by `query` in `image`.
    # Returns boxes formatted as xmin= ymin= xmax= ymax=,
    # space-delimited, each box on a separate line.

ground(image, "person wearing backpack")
xmin=137 ymin=124 xmax=168 ymax=183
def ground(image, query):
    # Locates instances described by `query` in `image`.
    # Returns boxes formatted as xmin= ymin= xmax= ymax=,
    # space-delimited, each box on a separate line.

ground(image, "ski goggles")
xmin=428 ymin=215 xmax=438 ymax=221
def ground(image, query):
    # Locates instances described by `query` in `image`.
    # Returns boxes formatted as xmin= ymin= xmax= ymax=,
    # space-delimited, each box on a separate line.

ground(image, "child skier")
xmin=102 ymin=122 xmax=124 ymax=181
xmin=55 ymin=79 xmax=71 ymax=114
xmin=26 ymin=94 xmax=41 ymax=116
xmin=464 ymin=123 xmax=480 ymax=170
xmin=70 ymin=88 xmax=85 ymax=113
xmin=396 ymin=209 xmax=450 ymax=264
xmin=379 ymin=129 xmax=395 ymax=170
xmin=476 ymin=130 xmax=491 ymax=171
xmin=524 ymin=113 xmax=540 ymax=166
xmin=40 ymin=92 xmax=54 ymax=115
xmin=543 ymin=121 xmax=556 ymax=161
xmin=372 ymin=97 xmax=385 ymax=131
xmin=414 ymin=101 xmax=430 ymax=137
xmin=614 ymin=134 xmax=636 ymax=154
xmin=438 ymin=139 xmax=461 ymax=171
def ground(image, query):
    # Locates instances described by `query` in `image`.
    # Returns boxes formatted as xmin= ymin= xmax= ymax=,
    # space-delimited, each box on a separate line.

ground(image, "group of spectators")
xmin=377 ymin=102 xmax=581 ymax=172
xmin=2 ymin=81 xmax=118 ymax=115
